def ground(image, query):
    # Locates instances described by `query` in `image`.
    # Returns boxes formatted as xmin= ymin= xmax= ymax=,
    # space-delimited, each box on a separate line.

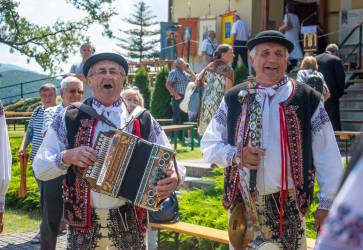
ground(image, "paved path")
xmin=0 ymin=231 xmax=66 ymax=249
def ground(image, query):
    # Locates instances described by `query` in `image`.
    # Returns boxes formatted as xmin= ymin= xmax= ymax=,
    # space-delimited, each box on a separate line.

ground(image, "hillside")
xmin=0 ymin=64 xmax=61 ymax=104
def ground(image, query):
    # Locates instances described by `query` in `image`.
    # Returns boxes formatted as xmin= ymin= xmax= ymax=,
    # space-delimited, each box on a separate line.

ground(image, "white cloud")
xmin=0 ymin=0 xmax=167 ymax=74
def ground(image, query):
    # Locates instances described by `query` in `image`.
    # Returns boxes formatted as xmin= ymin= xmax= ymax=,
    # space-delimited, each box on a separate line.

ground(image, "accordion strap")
xmin=72 ymin=102 xmax=119 ymax=129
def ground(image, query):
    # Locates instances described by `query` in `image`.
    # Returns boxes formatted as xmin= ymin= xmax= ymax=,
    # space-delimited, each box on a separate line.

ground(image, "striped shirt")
xmin=166 ymin=68 xmax=191 ymax=95
xmin=28 ymin=105 xmax=45 ymax=161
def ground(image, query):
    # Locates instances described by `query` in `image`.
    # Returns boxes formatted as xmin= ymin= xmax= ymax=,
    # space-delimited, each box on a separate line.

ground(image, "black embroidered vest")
xmin=224 ymin=80 xmax=320 ymax=215
xmin=63 ymin=98 xmax=151 ymax=229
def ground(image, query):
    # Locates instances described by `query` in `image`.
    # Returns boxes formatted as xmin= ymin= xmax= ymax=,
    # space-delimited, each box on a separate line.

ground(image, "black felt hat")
xmin=83 ymin=52 xmax=129 ymax=76
xmin=247 ymin=30 xmax=294 ymax=53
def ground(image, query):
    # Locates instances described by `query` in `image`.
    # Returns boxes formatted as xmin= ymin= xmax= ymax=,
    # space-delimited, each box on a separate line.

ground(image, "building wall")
xmin=171 ymin=0 xmax=253 ymax=72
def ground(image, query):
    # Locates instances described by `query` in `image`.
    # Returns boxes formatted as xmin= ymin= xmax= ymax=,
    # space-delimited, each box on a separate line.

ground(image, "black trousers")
xmin=171 ymin=96 xmax=188 ymax=124
xmin=325 ymin=97 xmax=342 ymax=131
xmin=232 ymin=40 xmax=248 ymax=69
xmin=40 ymin=175 xmax=64 ymax=250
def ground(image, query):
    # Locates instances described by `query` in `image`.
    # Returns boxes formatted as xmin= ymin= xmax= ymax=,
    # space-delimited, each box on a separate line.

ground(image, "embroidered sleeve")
xmin=32 ymin=110 xmax=69 ymax=181
xmin=201 ymin=99 xmax=238 ymax=167
xmin=312 ymin=102 xmax=344 ymax=210
xmin=148 ymin=117 xmax=165 ymax=145
xmin=50 ymin=109 xmax=68 ymax=147
xmin=315 ymin=158 xmax=363 ymax=250
xmin=311 ymin=103 xmax=330 ymax=135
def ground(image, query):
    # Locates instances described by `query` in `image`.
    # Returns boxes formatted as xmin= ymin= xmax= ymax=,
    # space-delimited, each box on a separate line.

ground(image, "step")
xmin=340 ymin=108 xmax=363 ymax=112
xmin=344 ymin=88 xmax=363 ymax=93
xmin=346 ymin=79 xmax=363 ymax=84
xmin=178 ymin=159 xmax=214 ymax=178
xmin=340 ymin=98 xmax=363 ymax=102
xmin=341 ymin=119 xmax=363 ymax=124
xmin=182 ymin=177 xmax=214 ymax=190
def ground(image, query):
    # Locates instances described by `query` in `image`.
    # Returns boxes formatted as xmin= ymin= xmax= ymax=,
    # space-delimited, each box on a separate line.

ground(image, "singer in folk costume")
xmin=33 ymin=52 xmax=185 ymax=249
xmin=201 ymin=30 xmax=343 ymax=249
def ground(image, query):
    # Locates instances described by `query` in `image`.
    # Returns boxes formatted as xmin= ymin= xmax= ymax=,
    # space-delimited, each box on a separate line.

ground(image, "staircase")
xmin=340 ymin=70 xmax=363 ymax=131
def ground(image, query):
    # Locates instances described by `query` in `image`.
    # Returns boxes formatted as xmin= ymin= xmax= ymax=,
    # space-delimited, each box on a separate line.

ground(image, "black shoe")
xmin=30 ymin=232 xmax=41 ymax=244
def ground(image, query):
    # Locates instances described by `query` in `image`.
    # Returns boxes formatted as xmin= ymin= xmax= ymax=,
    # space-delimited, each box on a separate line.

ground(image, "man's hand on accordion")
xmin=155 ymin=169 xmax=178 ymax=200
xmin=63 ymin=146 xmax=98 ymax=172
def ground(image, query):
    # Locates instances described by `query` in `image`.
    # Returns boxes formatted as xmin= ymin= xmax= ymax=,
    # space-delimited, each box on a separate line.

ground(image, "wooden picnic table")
xmin=5 ymin=117 xmax=30 ymax=131
xmin=156 ymin=118 xmax=173 ymax=125
xmin=162 ymin=124 xmax=194 ymax=150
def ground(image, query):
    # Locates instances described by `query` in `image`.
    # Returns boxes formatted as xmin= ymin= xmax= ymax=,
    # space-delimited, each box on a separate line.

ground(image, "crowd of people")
xmin=0 ymin=5 xmax=360 ymax=250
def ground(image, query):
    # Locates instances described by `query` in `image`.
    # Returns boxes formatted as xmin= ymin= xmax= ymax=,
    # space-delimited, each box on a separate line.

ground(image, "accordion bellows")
xmin=84 ymin=130 xmax=175 ymax=211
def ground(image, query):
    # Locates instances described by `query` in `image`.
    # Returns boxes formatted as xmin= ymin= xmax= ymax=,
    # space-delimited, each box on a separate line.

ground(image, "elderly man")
xmin=166 ymin=58 xmax=196 ymax=124
xmin=201 ymin=30 xmax=217 ymax=66
xmin=0 ymin=101 xmax=11 ymax=234
xmin=69 ymin=42 xmax=95 ymax=99
xmin=33 ymin=53 xmax=182 ymax=249
xmin=18 ymin=83 xmax=56 ymax=244
xmin=37 ymin=76 xmax=84 ymax=250
xmin=201 ymin=30 xmax=343 ymax=249
xmin=317 ymin=44 xmax=346 ymax=131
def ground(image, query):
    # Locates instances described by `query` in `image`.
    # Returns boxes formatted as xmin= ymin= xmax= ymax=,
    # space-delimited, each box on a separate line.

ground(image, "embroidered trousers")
xmin=67 ymin=206 xmax=146 ymax=250
xmin=255 ymin=191 xmax=306 ymax=250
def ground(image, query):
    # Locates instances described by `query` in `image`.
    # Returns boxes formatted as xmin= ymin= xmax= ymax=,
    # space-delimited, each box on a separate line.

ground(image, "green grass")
xmin=3 ymin=208 xmax=40 ymax=234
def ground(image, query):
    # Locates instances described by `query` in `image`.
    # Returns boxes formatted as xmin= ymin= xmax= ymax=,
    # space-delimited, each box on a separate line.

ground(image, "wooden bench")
xmin=156 ymin=118 xmax=173 ymax=125
xmin=5 ymin=111 xmax=32 ymax=117
xmin=162 ymin=124 xmax=194 ymax=150
xmin=5 ymin=117 xmax=30 ymax=131
xmin=150 ymin=221 xmax=316 ymax=249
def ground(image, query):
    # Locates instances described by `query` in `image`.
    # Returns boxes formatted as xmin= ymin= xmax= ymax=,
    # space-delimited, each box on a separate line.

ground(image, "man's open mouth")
xmin=103 ymin=84 xmax=113 ymax=89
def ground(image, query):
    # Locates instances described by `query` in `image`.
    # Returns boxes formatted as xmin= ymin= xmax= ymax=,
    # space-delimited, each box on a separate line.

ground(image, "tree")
xmin=116 ymin=1 xmax=159 ymax=62
xmin=234 ymin=64 xmax=248 ymax=86
xmin=134 ymin=67 xmax=151 ymax=109
xmin=0 ymin=0 xmax=117 ymax=74
xmin=151 ymin=66 xmax=171 ymax=118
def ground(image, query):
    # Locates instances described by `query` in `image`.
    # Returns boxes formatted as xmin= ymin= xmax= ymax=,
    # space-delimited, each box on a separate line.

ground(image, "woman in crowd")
xmin=197 ymin=44 xmax=234 ymax=135
xmin=278 ymin=3 xmax=303 ymax=71
xmin=315 ymin=136 xmax=363 ymax=250
xmin=296 ymin=55 xmax=330 ymax=101
xmin=121 ymin=87 xmax=144 ymax=113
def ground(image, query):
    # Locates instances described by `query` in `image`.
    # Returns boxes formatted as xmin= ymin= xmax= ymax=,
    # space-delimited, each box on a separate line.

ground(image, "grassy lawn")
xmin=2 ymin=208 xmax=40 ymax=234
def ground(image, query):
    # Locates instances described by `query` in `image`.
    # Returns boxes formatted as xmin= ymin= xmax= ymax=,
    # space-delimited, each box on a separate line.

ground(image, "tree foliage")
xmin=116 ymin=1 xmax=159 ymax=62
xmin=134 ymin=67 xmax=151 ymax=109
xmin=234 ymin=63 xmax=248 ymax=86
xmin=0 ymin=0 xmax=117 ymax=74
xmin=151 ymin=66 xmax=171 ymax=118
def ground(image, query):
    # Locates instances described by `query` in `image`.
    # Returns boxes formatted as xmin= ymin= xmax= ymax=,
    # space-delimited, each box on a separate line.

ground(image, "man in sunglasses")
xmin=33 ymin=53 xmax=183 ymax=249
xmin=37 ymin=76 xmax=83 ymax=250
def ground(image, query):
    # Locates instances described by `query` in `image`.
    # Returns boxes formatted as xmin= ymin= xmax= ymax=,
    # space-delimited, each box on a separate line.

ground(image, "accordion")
xmin=83 ymin=130 xmax=175 ymax=211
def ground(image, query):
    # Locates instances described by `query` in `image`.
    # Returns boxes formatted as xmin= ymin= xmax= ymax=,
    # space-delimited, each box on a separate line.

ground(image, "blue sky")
xmin=0 ymin=0 xmax=167 ymax=74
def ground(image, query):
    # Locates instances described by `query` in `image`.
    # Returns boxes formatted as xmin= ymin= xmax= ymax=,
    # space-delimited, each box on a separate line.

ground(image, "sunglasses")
xmin=67 ymin=89 xmax=84 ymax=94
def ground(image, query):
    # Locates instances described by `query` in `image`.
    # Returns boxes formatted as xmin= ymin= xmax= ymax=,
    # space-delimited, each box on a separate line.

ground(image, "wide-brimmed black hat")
xmin=247 ymin=30 xmax=294 ymax=53
xmin=83 ymin=52 xmax=129 ymax=76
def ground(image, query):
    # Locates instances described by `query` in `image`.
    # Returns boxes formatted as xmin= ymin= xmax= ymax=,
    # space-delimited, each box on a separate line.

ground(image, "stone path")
xmin=0 ymin=231 xmax=67 ymax=249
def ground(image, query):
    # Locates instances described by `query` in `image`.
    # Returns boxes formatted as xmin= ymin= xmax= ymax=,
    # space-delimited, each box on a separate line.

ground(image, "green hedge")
xmin=234 ymin=63 xmax=248 ymax=86
xmin=134 ymin=68 xmax=151 ymax=109
xmin=151 ymin=66 xmax=172 ymax=118
xmin=4 ymin=97 xmax=41 ymax=112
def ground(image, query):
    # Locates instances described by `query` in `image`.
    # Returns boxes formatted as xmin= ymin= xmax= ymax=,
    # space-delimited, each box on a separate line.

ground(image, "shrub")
xmin=4 ymin=97 xmax=41 ymax=112
xmin=134 ymin=67 xmax=151 ymax=109
xmin=151 ymin=66 xmax=172 ymax=118
xmin=234 ymin=63 xmax=248 ymax=86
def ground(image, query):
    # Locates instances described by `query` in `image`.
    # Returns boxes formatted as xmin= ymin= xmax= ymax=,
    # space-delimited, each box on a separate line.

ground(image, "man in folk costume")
xmin=201 ymin=30 xmax=344 ymax=249
xmin=33 ymin=52 xmax=183 ymax=249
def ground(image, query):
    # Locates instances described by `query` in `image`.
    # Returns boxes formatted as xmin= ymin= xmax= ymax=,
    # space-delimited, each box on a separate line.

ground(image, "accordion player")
xmin=83 ymin=129 xmax=176 ymax=211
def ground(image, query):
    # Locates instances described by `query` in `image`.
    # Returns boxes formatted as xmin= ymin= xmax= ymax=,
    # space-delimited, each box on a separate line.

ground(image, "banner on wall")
xmin=198 ymin=17 xmax=217 ymax=55
xmin=221 ymin=11 xmax=235 ymax=45
xmin=176 ymin=17 xmax=199 ymax=58
xmin=160 ymin=22 xmax=178 ymax=60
